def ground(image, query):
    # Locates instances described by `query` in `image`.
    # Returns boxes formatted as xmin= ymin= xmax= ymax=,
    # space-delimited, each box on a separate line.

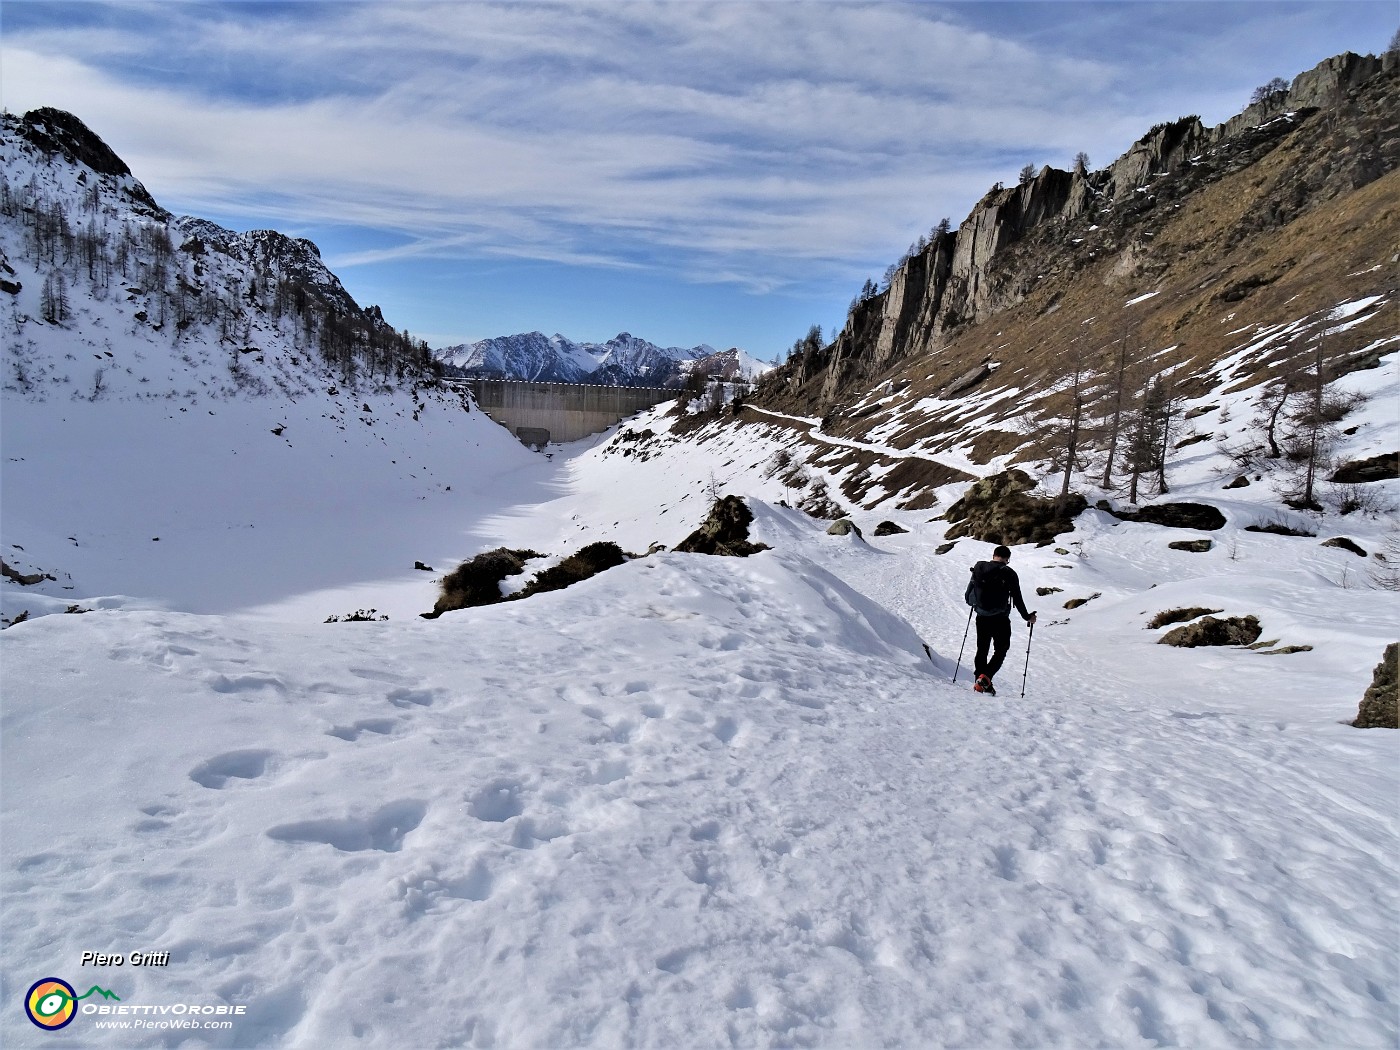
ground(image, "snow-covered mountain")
xmin=1 ymin=107 xmax=435 ymax=407
xmin=0 ymin=107 xmax=541 ymax=613
xmin=434 ymin=331 xmax=602 ymax=383
xmin=436 ymin=330 xmax=771 ymax=387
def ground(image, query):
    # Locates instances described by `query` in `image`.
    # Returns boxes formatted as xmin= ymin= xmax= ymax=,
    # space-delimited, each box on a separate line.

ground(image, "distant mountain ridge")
xmin=436 ymin=331 xmax=771 ymax=388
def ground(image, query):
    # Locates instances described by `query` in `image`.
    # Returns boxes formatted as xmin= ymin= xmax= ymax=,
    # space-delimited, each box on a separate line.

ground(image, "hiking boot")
xmin=976 ymin=674 xmax=997 ymax=696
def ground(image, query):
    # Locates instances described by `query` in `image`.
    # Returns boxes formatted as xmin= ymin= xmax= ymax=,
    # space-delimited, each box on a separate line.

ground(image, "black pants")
xmin=974 ymin=614 xmax=1012 ymax=680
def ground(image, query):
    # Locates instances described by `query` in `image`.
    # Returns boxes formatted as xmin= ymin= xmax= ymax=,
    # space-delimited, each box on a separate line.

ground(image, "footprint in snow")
xmin=712 ymin=716 xmax=741 ymax=745
xmin=327 ymin=718 xmax=399 ymax=741
xmin=206 ymin=673 xmax=286 ymax=695
xmin=190 ymin=749 xmax=276 ymax=789
xmin=348 ymin=666 xmax=414 ymax=685
xmin=400 ymin=861 xmax=495 ymax=916
xmin=468 ymin=779 xmax=524 ymax=822
xmin=266 ymin=799 xmax=427 ymax=853
xmin=387 ymin=686 xmax=438 ymax=708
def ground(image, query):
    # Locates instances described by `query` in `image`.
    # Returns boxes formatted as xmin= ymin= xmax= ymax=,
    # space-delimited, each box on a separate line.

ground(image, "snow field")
xmin=0 ymin=390 xmax=551 ymax=621
xmin=4 ymin=535 xmax=1395 ymax=1047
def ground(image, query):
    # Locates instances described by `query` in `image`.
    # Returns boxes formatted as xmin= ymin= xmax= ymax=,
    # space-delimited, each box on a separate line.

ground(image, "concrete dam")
xmin=457 ymin=379 xmax=678 ymax=448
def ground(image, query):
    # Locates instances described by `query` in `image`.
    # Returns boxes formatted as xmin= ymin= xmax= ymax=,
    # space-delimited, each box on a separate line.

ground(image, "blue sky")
xmin=2 ymin=1 xmax=1394 ymax=359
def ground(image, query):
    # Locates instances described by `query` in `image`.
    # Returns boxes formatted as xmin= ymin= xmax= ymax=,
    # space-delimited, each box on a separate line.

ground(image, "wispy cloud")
xmin=2 ymin=1 xmax=1393 ymax=298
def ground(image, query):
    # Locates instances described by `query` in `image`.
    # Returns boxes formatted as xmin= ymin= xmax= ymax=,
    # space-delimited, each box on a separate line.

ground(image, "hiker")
xmin=965 ymin=544 xmax=1036 ymax=696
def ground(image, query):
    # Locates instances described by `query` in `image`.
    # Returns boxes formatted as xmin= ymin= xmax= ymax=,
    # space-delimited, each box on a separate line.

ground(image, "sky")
xmin=1 ymin=1 xmax=1395 ymax=359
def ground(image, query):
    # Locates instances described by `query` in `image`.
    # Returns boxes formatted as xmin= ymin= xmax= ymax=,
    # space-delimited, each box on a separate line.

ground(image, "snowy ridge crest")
xmin=437 ymin=330 xmax=769 ymax=388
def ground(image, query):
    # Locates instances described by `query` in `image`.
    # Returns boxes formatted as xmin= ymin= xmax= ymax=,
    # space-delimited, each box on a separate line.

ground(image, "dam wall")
xmin=458 ymin=379 xmax=678 ymax=447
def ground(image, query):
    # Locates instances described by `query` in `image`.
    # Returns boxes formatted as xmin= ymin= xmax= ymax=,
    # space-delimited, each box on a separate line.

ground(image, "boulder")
xmin=1321 ymin=537 xmax=1367 ymax=557
xmin=1353 ymin=643 xmax=1398 ymax=729
xmin=1064 ymin=593 xmax=1101 ymax=610
xmin=1224 ymin=475 xmax=1251 ymax=489
xmin=1108 ymin=502 xmax=1226 ymax=531
xmin=1331 ymin=452 xmax=1399 ymax=484
xmin=1158 ymin=615 xmax=1262 ymax=648
xmin=943 ymin=469 xmax=1086 ymax=546
xmin=943 ymin=363 xmax=993 ymax=397
xmin=1 ymin=560 xmax=56 ymax=586
xmin=1168 ymin=539 xmax=1213 ymax=553
xmin=827 ymin=518 xmax=862 ymax=537
xmin=674 ymin=496 xmax=770 ymax=557
xmin=872 ymin=520 xmax=908 ymax=536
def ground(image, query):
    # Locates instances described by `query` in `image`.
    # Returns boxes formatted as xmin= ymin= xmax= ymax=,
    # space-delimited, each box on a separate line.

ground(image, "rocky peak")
xmin=18 ymin=107 xmax=132 ymax=179
xmin=12 ymin=108 xmax=164 ymax=215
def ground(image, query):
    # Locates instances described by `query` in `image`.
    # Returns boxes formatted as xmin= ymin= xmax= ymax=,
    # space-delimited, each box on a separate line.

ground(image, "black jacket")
xmin=968 ymin=560 xmax=1031 ymax=619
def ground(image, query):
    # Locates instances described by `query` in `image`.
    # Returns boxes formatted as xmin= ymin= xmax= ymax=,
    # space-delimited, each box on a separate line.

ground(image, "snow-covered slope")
xmin=3 ymin=485 xmax=1396 ymax=1048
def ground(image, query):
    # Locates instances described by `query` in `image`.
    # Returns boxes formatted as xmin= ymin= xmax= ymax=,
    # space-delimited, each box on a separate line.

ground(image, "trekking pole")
xmin=1020 ymin=622 xmax=1035 ymax=698
xmin=951 ymin=608 xmax=973 ymax=683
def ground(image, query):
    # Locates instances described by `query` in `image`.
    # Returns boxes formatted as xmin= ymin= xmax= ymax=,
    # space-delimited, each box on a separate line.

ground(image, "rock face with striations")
xmin=1353 ymin=643 xmax=1398 ymax=729
xmin=762 ymin=52 xmax=1398 ymax=418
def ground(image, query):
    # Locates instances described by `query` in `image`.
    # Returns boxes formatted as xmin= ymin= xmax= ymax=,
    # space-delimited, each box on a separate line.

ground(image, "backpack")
xmin=965 ymin=561 xmax=1011 ymax=616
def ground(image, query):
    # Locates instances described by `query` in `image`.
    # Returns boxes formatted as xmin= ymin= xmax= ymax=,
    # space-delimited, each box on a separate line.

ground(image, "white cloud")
xmin=2 ymin=1 xmax=1385 ymax=295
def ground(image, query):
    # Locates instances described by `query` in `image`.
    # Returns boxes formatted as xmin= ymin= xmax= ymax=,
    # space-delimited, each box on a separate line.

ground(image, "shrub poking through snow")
xmin=426 ymin=543 xmax=630 ymax=617
xmin=325 ymin=609 xmax=388 ymax=622
xmin=1158 ymin=615 xmax=1262 ymax=647
xmin=516 ymin=542 xmax=628 ymax=598
xmin=426 ymin=547 xmax=542 ymax=617
xmin=1246 ymin=521 xmax=1315 ymax=537
xmin=674 ymin=496 xmax=770 ymax=557
xmin=1148 ymin=607 xmax=1224 ymax=629
xmin=1353 ymin=643 xmax=1398 ymax=729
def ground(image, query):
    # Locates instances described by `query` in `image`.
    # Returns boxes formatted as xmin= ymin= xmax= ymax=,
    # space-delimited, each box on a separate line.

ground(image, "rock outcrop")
xmin=1353 ymin=643 xmax=1398 ymax=729
xmin=759 ymin=52 xmax=1398 ymax=419
xmin=1158 ymin=615 xmax=1263 ymax=648
xmin=943 ymin=469 xmax=1085 ymax=546
xmin=674 ymin=496 xmax=770 ymax=557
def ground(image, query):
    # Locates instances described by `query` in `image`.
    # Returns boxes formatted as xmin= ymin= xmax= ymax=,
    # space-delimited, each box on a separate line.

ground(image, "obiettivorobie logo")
xmin=24 ymin=978 xmax=120 ymax=1030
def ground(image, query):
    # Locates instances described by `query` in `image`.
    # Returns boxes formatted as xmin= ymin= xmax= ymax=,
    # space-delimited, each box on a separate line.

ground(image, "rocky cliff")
xmin=763 ymin=51 xmax=1399 ymax=419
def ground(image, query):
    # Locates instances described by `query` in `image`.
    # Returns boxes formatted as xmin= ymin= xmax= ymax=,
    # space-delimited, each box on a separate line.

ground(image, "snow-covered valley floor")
xmin=3 ymin=394 xmax=1397 ymax=1049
